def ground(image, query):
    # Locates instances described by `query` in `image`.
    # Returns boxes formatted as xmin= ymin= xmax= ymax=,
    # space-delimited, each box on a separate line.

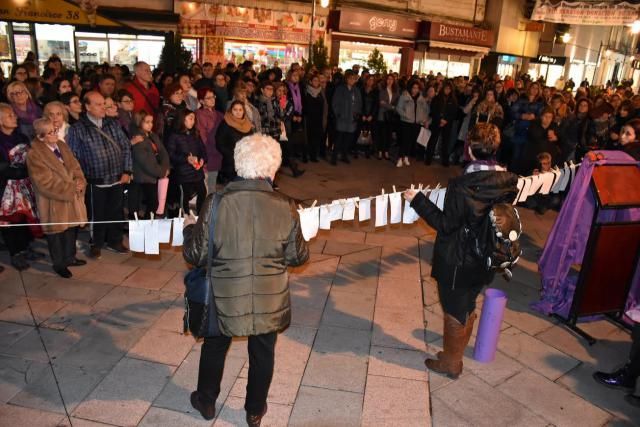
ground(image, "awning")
xmin=428 ymin=40 xmax=490 ymax=55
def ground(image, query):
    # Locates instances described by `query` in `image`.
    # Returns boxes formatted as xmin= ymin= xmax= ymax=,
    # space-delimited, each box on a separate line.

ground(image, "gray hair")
xmin=234 ymin=134 xmax=282 ymax=179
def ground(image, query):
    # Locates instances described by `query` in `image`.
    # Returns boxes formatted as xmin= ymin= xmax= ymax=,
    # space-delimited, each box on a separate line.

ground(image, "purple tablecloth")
xmin=531 ymin=151 xmax=640 ymax=322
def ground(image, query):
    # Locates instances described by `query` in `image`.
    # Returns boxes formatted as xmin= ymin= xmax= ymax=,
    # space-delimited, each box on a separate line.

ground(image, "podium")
xmin=553 ymin=164 xmax=640 ymax=344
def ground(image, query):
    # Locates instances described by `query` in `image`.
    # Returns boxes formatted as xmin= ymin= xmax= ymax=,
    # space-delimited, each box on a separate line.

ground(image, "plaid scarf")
xmin=464 ymin=160 xmax=507 ymax=174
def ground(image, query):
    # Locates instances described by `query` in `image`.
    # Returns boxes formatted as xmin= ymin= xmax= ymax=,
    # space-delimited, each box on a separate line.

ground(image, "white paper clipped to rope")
xmin=359 ymin=198 xmax=371 ymax=221
xmin=375 ymin=193 xmax=389 ymax=227
xmin=389 ymin=192 xmax=402 ymax=224
xmin=342 ymin=198 xmax=357 ymax=221
xmin=129 ymin=220 xmax=146 ymax=252
xmin=172 ymin=217 xmax=185 ymax=246
xmin=145 ymin=220 xmax=160 ymax=255
xmin=298 ymin=206 xmax=320 ymax=241
xmin=157 ymin=219 xmax=172 ymax=243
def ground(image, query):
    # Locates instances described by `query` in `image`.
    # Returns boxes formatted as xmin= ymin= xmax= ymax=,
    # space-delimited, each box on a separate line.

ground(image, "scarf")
xmin=224 ymin=112 xmax=252 ymax=133
xmin=306 ymin=85 xmax=322 ymax=98
xmin=259 ymin=95 xmax=275 ymax=118
xmin=464 ymin=160 xmax=506 ymax=174
xmin=287 ymin=81 xmax=302 ymax=113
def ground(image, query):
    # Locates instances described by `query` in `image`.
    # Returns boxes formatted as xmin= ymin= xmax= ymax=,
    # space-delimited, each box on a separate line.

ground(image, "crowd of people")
xmin=1 ymin=53 xmax=640 ymax=277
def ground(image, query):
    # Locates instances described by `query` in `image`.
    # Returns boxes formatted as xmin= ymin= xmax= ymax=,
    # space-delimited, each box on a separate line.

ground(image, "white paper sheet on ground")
xmin=518 ymin=177 xmax=533 ymax=202
xmin=514 ymin=178 xmax=525 ymax=204
xmin=157 ymin=219 xmax=172 ymax=243
xmin=128 ymin=220 xmax=146 ymax=252
xmin=527 ymin=174 xmax=544 ymax=197
xmin=551 ymin=167 xmax=564 ymax=193
xmin=329 ymin=200 xmax=344 ymax=221
xmin=342 ymin=198 xmax=357 ymax=221
xmin=144 ymin=220 xmax=160 ymax=255
xmin=539 ymin=171 xmax=555 ymax=195
xmin=436 ymin=188 xmax=447 ymax=211
xmin=389 ymin=192 xmax=402 ymax=224
xmin=359 ymin=198 xmax=371 ymax=221
xmin=559 ymin=164 xmax=571 ymax=191
xmin=171 ymin=217 xmax=185 ymax=246
xmin=298 ymin=206 xmax=320 ymax=241
xmin=402 ymin=199 xmax=419 ymax=224
xmin=319 ymin=205 xmax=331 ymax=230
xmin=375 ymin=194 xmax=389 ymax=227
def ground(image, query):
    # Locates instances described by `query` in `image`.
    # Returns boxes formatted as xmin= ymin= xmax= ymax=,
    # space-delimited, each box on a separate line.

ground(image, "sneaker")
xmin=105 ymin=242 xmax=129 ymax=254
xmin=89 ymin=246 xmax=102 ymax=259
xmin=10 ymin=254 xmax=30 ymax=271
xmin=396 ymin=159 xmax=403 ymax=168
xmin=403 ymin=156 xmax=411 ymax=166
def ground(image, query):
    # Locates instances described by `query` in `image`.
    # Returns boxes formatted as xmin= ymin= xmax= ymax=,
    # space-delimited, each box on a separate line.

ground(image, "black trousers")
xmin=375 ymin=120 xmax=392 ymax=154
xmin=399 ymin=121 xmax=420 ymax=158
xmin=180 ymin=180 xmax=207 ymax=216
xmin=46 ymin=227 xmax=78 ymax=269
xmin=306 ymin=119 xmax=324 ymax=160
xmin=86 ymin=184 xmax=124 ymax=248
xmin=1 ymin=224 xmax=32 ymax=256
xmin=437 ymin=280 xmax=485 ymax=325
xmin=333 ymin=131 xmax=354 ymax=161
xmin=426 ymin=123 xmax=454 ymax=165
xmin=628 ymin=323 xmax=640 ymax=378
xmin=128 ymin=182 xmax=158 ymax=219
xmin=198 ymin=332 xmax=277 ymax=415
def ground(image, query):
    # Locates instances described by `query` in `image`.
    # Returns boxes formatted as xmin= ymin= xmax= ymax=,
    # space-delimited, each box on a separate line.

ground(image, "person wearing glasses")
xmin=6 ymin=80 xmax=42 ymax=140
xmin=43 ymin=101 xmax=70 ymax=142
xmin=27 ymin=118 xmax=87 ymax=278
xmin=116 ymin=89 xmax=135 ymax=137
xmin=60 ymin=92 xmax=82 ymax=125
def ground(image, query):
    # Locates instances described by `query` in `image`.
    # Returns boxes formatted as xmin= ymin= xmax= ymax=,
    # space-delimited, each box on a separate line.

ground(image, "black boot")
xmin=593 ymin=365 xmax=638 ymax=391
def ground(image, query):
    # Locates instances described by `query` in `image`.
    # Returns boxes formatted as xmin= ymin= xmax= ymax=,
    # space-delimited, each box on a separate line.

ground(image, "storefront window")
xmin=13 ymin=34 xmax=32 ymax=64
xmin=584 ymin=64 xmax=596 ymax=84
xmin=568 ymin=63 xmax=584 ymax=88
xmin=338 ymin=41 xmax=401 ymax=73
xmin=224 ymin=41 xmax=307 ymax=69
xmin=35 ymin=24 xmax=75 ymax=70
xmin=75 ymin=33 xmax=164 ymax=70
xmin=77 ymin=39 xmax=109 ymax=68
xmin=183 ymin=38 xmax=200 ymax=64
xmin=420 ymin=59 xmax=470 ymax=78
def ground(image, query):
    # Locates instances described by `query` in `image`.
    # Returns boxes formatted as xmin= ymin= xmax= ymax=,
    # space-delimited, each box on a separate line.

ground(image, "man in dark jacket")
xmin=331 ymin=70 xmax=362 ymax=165
xmin=184 ymin=133 xmax=308 ymax=426
xmin=405 ymin=123 xmax=518 ymax=379
xmin=67 ymin=91 xmax=133 ymax=258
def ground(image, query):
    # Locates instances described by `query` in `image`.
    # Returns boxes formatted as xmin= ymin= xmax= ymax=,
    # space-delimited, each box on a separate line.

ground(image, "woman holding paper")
xmin=404 ymin=123 xmax=518 ymax=379
xmin=396 ymin=80 xmax=429 ymax=168
xmin=27 ymin=118 xmax=87 ymax=278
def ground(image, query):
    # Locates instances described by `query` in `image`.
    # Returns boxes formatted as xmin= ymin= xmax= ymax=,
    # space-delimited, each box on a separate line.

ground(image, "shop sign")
xmin=531 ymin=0 xmax=640 ymax=26
xmin=177 ymin=3 xmax=326 ymax=44
xmin=532 ymin=55 xmax=566 ymax=66
xmin=500 ymin=55 xmax=518 ymax=63
xmin=429 ymin=22 xmax=493 ymax=48
xmin=335 ymin=8 xmax=418 ymax=39
xmin=0 ymin=0 xmax=120 ymax=26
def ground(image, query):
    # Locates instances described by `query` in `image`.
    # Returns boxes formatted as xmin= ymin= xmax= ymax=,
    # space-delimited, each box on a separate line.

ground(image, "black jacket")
xmin=430 ymin=94 xmax=458 ymax=126
xmin=215 ymin=121 xmax=253 ymax=182
xmin=411 ymin=170 xmax=518 ymax=289
xmin=623 ymin=141 xmax=640 ymax=160
xmin=166 ymin=130 xmax=206 ymax=184
xmin=130 ymin=128 xmax=170 ymax=184
xmin=517 ymin=121 xmax=562 ymax=175
xmin=0 ymin=130 xmax=29 ymax=197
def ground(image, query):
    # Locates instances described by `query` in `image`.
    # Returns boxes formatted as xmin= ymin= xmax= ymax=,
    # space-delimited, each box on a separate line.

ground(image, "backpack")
xmin=465 ymin=203 xmax=522 ymax=280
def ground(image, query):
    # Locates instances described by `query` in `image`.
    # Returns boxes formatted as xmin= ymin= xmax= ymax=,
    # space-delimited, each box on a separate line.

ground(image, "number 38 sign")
xmin=0 ymin=0 xmax=120 ymax=27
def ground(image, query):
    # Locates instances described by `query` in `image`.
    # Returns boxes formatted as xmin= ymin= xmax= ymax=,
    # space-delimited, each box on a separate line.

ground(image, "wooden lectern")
xmin=554 ymin=164 xmax=640 ymax=344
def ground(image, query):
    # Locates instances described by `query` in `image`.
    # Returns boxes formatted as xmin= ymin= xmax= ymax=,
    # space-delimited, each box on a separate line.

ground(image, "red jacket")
xmin=124 ymin=78 xmax=160 ymax=115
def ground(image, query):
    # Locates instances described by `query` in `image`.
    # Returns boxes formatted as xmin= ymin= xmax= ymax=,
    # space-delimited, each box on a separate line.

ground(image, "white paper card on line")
xmin=172 ymin=217 xmax=185 ymax=246
xmin=129 ymin=220 xmax=146 ymax=252
xmin=389 ymin=192 xmax=402 ymax=224
xmin=359 ymin=198 xmax=371 ymax=222
xmin=375 ymin=194 xmax=389 ymax=227
xmin=144 ymin=220 xmax=160 ymax=255
xmin=157 ymin=219 xmax=172 ymax=243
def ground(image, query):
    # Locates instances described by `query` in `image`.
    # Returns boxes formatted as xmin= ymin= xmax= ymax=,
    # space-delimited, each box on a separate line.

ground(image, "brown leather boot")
xmin=426 ymin=312 xmax=476 ymax=379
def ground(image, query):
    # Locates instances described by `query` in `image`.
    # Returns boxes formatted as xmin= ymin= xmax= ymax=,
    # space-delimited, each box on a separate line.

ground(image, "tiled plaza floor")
xmin=0 ymin=157 xmax=637 ymax=426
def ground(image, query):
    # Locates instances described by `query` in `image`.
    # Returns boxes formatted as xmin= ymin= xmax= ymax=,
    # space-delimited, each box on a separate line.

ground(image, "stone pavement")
xmin=0 ymin=157 xmax=637 ymax=427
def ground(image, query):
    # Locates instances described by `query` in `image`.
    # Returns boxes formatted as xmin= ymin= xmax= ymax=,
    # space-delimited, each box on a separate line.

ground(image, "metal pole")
xmin=309 ymin=0 xmax=316 ymax=65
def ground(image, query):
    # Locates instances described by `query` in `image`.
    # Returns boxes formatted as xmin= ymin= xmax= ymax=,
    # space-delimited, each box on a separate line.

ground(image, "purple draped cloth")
xmin=531 ymin=151 xmax=640 ymax=322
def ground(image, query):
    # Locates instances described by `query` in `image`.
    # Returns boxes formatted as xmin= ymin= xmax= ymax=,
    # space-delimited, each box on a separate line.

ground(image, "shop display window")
xmin=224 ymin=41 xmax=307 ymax=69
xmin=338 ymin=41 xmax=401 ymax=73
xmin=35 ymin=24 xmax=75 ymax=70
xmin=75 ymin=33 xmax=164 ymax=69
xmin=182 ymin=38 xmax=200 ymax=64
xmin=13 ymin=34 xmax=32 ymax=64
xmin=77 ymin=39 xmax=109 ymax=68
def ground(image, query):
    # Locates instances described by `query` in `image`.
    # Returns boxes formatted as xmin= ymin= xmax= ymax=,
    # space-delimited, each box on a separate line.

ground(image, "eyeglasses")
xmin=9 ymin=90 xmax=26 ymax=97
xmin=120 ymin=99 xmax=133 ymax=104
xmin=38 ymin=129 xmax=57 ymax=138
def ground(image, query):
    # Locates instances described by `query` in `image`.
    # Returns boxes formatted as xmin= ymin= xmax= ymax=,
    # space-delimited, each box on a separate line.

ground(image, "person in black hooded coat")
xmin=405 ymin=123 xmax=518 ymax=380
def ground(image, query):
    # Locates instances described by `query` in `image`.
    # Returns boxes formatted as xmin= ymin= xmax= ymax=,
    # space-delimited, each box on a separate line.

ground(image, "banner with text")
xmin=531 ymin=0 xmax=640 ymax=26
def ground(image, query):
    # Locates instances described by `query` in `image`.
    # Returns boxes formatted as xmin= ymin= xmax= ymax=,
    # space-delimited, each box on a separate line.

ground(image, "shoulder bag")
xmin=183 ymin=193 xmax=222 ymax=338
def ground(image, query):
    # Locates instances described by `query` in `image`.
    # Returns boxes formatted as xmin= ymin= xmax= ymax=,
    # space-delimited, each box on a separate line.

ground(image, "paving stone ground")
xmin=0 ymin=158 xmax=637 ymax=426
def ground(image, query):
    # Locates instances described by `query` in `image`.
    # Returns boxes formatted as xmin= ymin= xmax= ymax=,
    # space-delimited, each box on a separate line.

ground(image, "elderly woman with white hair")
xmin=43 ymin=101 xmax=70 ymax=142
xmin=183 ymin=133 xmax=309 ymax=426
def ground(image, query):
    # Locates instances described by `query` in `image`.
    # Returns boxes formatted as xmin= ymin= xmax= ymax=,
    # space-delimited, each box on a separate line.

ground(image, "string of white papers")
xmin=297 ymin=161 xmax=581 ymax=242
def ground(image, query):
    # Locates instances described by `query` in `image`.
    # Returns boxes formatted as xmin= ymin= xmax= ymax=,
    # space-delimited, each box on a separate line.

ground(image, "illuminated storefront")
xmin=0 ymin=0 xmax=171 ymax=73
xmin=528 ymin=55 xmax=567 ymax=86
xmin=327 ymin=8 xmax=417 ymax=75
xmin=415 ymin=22 xmax=492 ymax=78
xmin=176 ymin=2 xmax=326 ymax=69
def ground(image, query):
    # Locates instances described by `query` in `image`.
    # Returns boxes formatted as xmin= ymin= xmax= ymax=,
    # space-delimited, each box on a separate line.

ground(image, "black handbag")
xmin=183 ymin=193 xmax=222 ymax=338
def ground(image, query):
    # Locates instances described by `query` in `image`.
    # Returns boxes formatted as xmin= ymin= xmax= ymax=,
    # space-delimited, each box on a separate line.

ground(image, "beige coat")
xmin=27 ymin=139 xmax=87 ymax=234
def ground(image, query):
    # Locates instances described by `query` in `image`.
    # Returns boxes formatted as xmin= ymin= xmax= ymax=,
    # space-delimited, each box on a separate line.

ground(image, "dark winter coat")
xmin=623 ymin=141 xmax=640 ymax=160
xmin=332 ymin=84 xmax=362 ymax=133
xmin=510 ymin=97 xmax=545 ymax=145
xmin=303 ymin=88 xmax=325 ymax=134
xmin=130 ymin=129 xmax=170 ymax=184
xmin=183 ymin=179 xmax=309 ymax=336
xmin=0 ymin=129 xmax=29 ymax=197
xmin=165 ymin=130 xmax=206 ymax=184
xmin=411 ymin=170 xmax=518 ymax=290
xmin=215 ymin=121 xmax=253 ymax=182
xmin=517 ymin=121 xmax=562 ymax=175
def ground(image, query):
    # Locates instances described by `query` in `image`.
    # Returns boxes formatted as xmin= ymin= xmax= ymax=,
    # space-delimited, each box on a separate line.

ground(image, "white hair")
xmin=234 ymin=133 xmax=282 ymax=179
